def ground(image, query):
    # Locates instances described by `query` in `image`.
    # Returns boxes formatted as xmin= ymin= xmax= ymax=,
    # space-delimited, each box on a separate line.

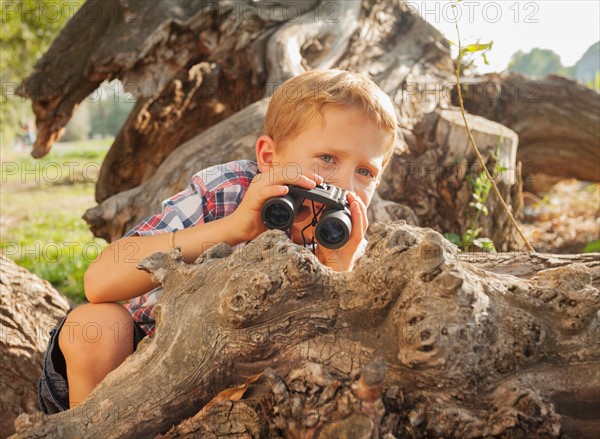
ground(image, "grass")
xmin=1 ymin=138 xmax=113 ymax=304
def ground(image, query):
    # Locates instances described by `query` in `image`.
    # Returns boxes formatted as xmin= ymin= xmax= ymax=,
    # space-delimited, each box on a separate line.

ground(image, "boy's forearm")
xmin=84 ymin=215 xmax=246 ymax=303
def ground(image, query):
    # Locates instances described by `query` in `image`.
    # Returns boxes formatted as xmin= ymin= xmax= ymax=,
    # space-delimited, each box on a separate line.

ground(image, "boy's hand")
xmin=315 ymin=191 xmax=368 ymax=272
xmin=230 ymin=166 xmax=324 ymax=242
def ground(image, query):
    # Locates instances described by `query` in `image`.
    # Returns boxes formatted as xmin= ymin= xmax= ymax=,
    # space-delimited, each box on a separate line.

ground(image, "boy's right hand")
xmin=230 ymin=166 xmax=324 ymax=242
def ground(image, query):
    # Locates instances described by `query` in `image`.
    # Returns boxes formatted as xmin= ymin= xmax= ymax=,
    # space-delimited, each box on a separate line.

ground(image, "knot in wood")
xmin=221 ymin=270 xmax=282 ymax=327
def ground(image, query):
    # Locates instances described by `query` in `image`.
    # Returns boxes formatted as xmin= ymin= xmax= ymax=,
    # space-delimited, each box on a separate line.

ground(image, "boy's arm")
xmin=84 ymin=215 xmax=244 ymax=303
xmin=86 ymin=161 xmax=323 ymax=303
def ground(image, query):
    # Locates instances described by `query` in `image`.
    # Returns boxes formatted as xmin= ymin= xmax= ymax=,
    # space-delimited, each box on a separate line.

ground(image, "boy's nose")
xmin=332 ymin=173 xmax=354 ymax=194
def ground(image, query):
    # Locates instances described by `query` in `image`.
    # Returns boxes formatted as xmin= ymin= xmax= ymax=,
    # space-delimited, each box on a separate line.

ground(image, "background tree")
xmin=507 ymin=48 xmax=563 ymax=77
xmin=575 ymin=41 xmax=600 ymax=87
xmin=0 ymin=0 xmax=79 ymax=146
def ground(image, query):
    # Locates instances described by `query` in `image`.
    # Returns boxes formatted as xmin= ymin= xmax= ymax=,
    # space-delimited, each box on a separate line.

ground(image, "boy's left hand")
xmin=315 ymin=192 xmax=368 ymax=272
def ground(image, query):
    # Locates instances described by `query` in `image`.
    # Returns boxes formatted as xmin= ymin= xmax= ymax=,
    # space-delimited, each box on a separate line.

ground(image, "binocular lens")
xmin=315 ymin=209 xmax=351 ymax=249
xmin=319 ymin=221 xmax=345 ymax=246
xmin=265 ymin=203 xmax=292 ymax=228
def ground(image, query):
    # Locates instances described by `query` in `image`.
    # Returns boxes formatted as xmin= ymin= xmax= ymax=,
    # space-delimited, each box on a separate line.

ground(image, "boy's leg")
xmin=58 ymin=302 xmax=136 ymax=408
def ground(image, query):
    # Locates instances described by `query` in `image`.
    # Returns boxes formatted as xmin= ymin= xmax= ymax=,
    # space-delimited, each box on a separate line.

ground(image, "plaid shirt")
xmin=121 ymin=159 xmax=367 ymax=337
xmin=123 ymin=160 xmax=258 ymax=337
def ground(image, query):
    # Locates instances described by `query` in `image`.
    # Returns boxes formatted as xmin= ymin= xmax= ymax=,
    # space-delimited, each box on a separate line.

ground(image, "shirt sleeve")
xmin=123 ymin=174 xmax=214 ymax=238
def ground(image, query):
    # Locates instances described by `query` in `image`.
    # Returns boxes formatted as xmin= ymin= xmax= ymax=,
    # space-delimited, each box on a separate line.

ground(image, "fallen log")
xmin=453 ymin=73 xmax=600 ymax=187
xmin=11 ymin=222 xmax=600 ymax=438
xmin=0 ymin=255 xmax=71 ymax=438
xmin=379 ymin=108 xmax=524 ymax=251
xmin=17 ymin=0 xmax=454 ymax=201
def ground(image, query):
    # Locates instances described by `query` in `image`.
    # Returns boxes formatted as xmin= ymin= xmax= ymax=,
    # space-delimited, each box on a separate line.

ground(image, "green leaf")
xmin=444 ymin=233 xmax=462 ymax=247
xmin=583 ymin=239 xmax=600 ymax=253
xmin=473 ymin=238 xmax=496 ymax=253
xmin=472 ymin=41 xmax=494 ymax=53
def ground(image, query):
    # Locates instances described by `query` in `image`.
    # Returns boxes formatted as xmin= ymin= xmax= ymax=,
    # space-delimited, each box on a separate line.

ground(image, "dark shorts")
xmin=38 ymin=311 xmax=147 ymax=415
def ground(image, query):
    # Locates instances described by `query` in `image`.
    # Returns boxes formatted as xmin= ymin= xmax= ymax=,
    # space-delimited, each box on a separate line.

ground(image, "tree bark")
xmin=379 ymin=108 xmax=524 ymax=251
xmin=453 ymin=73 xmax=600 ymax=186
xmin=10 ymin=223 xmax=600 ymax=438
xmin=17 ymin=0 xmax=454 ymax=200
xmin=0 ymin=255 xmax=71 ymax=438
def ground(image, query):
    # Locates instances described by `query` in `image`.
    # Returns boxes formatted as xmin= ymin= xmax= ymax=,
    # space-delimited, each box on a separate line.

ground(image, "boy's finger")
xmin=264 ymin=185 xmax=289 ymax=199
xmin=349 ymin=200 xmax=363 ymax=243
xmin=358 ymin=198 xmax=368 ymax=231
xmin=273 ymin=168 xmax=319 ymax=188
xmin=348 ymin=193 xmax=368 ymax=232
xmin=304 ymin=170 xmax=324 ymax=185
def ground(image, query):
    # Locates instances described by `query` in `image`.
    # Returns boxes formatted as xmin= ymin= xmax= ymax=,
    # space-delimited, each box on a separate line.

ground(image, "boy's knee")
xmin=58 ymin=303 xmax=133 ymax=355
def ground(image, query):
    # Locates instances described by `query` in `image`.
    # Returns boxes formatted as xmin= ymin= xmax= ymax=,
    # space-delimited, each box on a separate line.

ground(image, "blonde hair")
xmin=264 ymin=69 xmax=398 ymax=170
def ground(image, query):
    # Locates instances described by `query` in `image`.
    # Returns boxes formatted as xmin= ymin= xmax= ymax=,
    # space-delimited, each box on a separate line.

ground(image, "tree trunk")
xmin=379 ymin=108 xmax=523 ymax=251
xmin=453 ymin=73 xmax=600 ymax=188
xmin=17 ymin=0 xmax=454 ymax=202
xmin=10 ymin=222 xmax=600 ymax=438
xmin=0 ymin=255 xmax=71 ymax=438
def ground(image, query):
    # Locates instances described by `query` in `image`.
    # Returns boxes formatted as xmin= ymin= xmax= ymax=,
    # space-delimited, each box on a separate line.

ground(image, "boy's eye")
xmin=358 ymin=168 xmax=374 ymax=178
xmin=319 ymin=154 xmax=335 ymax=164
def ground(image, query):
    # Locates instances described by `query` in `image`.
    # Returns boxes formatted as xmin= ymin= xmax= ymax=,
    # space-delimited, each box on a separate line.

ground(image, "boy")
xmin=38 ymin=69 xmax=398 ymax=414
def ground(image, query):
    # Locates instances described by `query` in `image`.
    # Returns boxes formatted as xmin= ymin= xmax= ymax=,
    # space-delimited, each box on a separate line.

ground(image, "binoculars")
xmin=261 ymin=182 xmax=352 ymax=249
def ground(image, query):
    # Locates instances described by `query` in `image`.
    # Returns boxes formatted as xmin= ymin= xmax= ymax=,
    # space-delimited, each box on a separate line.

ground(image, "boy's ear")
xmin=255 ymin=135 xmax=276 ymax=172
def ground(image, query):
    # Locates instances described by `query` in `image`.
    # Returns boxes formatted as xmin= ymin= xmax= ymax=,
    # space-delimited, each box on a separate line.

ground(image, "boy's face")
xmin=256 ymin=106 xmax=389 ymax=244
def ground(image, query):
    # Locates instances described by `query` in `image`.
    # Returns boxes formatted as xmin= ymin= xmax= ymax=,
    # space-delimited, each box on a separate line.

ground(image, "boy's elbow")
xmin=83 ymin=263 xmax=103 ymax=303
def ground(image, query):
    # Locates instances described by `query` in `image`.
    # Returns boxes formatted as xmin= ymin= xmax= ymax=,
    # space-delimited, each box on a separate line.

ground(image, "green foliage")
xmin=52 ymin=80 xmax=136 ymax=142
xmin=1 ymin=139 xmax=112 ymax=303
xmin=588 ymin=71 xmax=600 ymax=92
xmin=1 ymin=1 xmax=81 ymax=145
xmin=576 ymin=41 xmax=600 ymax=86
xmin=583 ymin=239 xmax=600 ymax=253
xmin=444 ymin=168 xmax=497 ymax=253
xmin=0 ymin=0 xmax=78 ymax=82
xmin=444 ymin=143 xmax=507 ymax=253
xmin=0 ymin=3 xmax=135 ymax=146
xmin=87 ymin=81 xmax=136 ymax=137
xmin=507 ymin=41 xmax=598 ymax=89
xmin=508 ymin=48 xmax=563 ymax=77
xmin=558 ymin=65 xmax=576 ymax=78
xmin=62 ymin=100 xmax=92 ymax=141
xmin=1 ymin=209 xmax=106 ymax=304
xmin=451 ymin=40 xmax=494 ymax=74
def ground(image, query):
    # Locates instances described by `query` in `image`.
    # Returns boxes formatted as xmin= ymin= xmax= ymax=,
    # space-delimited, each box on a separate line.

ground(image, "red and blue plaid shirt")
xmin=121 ymin=160 xmax=257 ymax=336
xmin=121 ymin=159 xmax=367 ymax=337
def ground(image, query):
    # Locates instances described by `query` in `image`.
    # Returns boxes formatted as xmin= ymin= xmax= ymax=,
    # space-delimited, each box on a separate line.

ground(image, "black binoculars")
xmin=261 ymin=182 xmax=352 ymax=249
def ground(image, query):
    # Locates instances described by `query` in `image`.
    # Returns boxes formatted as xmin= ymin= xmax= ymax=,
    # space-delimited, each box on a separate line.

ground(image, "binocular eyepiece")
xmin=261 ymin=182 xmax=352 ymax=249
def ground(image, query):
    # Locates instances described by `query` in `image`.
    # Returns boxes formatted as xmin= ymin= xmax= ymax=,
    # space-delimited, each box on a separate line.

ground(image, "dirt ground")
xmin=521 ymin=180 xmax=599 ymax=254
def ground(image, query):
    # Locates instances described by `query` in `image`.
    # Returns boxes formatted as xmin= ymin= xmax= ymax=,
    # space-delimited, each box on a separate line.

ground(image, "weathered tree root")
xmin=12 ymin=222 xmax=600 ymax=438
